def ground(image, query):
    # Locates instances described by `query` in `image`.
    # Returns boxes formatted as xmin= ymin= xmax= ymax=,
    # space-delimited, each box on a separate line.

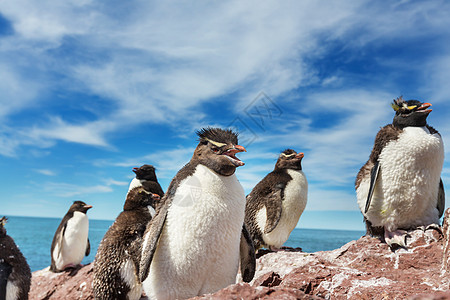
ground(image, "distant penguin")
xmin=0 ymin=217 xmax=31 ymax=300
xmin=139 ymin=127 xmax=256 ymax=300
xmin=127 ymin=164 xmax=164 ymax=217
xmin=93 ymin=187 xmax=160 ymax=300
xmin=128 ymin=165 xmax=164 ymax=197
xmin=356 ymin=97 xmax=445 ymax=248
xmin=50 ymin=201 xmax=92 ymax=272
xmin=245 ymin=149 xmax=308 ymax=251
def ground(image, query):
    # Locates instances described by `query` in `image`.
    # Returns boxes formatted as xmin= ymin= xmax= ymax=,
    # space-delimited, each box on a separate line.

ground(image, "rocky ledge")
xmin=29 ymin=209 xmax=450 ymax=300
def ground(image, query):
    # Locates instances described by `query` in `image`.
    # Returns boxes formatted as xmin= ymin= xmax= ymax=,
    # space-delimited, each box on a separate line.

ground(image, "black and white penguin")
xmin=356 ymin=97 xmax=445 ymax=248
xmin=127 ymin=164 xmax=164 ymax=217
xmin=50 ymin=201 xmax=92 ymax=272
xmin=93 ymin=187 xmax=160 ymax=300
xmin=245 ymin=149 xmax=308 ymax=251
xmin=139 ymin=127 xmax=255 ymax=300
xmin=0 ymin=217 xmax=31 ymax=300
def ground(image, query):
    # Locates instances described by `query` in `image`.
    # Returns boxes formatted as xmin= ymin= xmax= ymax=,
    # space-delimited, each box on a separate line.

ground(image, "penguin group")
xmin=1 ymin=96 xmax=445 ymax=299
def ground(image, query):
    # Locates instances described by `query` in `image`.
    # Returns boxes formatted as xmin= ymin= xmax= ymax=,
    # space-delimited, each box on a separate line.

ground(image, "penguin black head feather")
xmin=193 ymin=127 xmax=246 ymax=176
xmin=123 ymin=186 xmax=159 ymax=211
xmin=274 ymin=149 xmax=304 ymax=171
xmin=69 ymin=201 xmax=93 ymax=214
xmin=133 ymin=164 xmax=157 ymax=182
xmin=0 ymin=216 xmax=7 ymax=237
xmin=391 ymin=96 xmax=432 ymax=128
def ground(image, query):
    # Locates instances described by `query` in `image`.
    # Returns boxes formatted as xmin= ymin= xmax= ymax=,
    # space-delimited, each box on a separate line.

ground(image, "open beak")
xmin=132 ymin=167 xmax=139 ymax=173
xmin=296 ymin=152 xmax=305 ymax=159
xmin=223 ymin=145 xmax=247 ymax=167
xmin=417 ymin=102 xmax=432 ymax=113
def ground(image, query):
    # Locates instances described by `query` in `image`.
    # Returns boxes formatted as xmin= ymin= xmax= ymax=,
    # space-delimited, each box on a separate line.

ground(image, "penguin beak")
xmin=132 ymin=167 xmax=139 ymax=173
xmin=417 ymin=102 xmax=432 ymax=113
xmin=223 ymin=145 xmax=246 ymax=167
xmin=84 ymin=205 xmax=93 ymax=210
xmin=296 ymin=152 xmax=305 ymax=159
xmin=151 ymin=193 xmax=160 ymax=201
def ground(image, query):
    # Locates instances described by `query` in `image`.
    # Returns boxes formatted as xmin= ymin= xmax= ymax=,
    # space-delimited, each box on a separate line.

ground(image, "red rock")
xmin=28 ymin=211 xmax=450 ymax=299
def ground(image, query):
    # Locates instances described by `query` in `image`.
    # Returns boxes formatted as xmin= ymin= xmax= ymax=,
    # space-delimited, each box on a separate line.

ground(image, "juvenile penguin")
xmin=0 ymin=217 xmax=31 ymax=300
xmin=356 ymin=97 xmax=445 ymax=248
xmin=93 ymin=187 xmax=160 ymax=300
xmin=139 ymin=127 xmax=256 ymax=300
xmin=245 ymin=149 xmax=308 ymax=250
xmin=50 ymin=201 xmax=92 ymax=272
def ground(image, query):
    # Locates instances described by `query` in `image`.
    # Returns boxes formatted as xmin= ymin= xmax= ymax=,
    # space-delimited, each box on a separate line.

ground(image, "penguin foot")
xmin=269 ymin=246 xmax=283 ymax=252
xmin=424 ymin=223 xmax=443 ymax=235
xmin=384 ymin=229 xmax=409 ymax=250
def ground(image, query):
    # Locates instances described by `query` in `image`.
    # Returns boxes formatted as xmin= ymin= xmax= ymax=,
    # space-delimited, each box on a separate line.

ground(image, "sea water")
xmin=3 ymin=216 xmax=365 ymax=272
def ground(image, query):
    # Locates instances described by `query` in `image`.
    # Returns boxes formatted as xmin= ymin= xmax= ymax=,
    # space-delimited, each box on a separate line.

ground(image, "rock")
xmin=29 ymin=264 xmax=94 ymax=300
xmin=28 ymin=213 xmax=450 ymax=299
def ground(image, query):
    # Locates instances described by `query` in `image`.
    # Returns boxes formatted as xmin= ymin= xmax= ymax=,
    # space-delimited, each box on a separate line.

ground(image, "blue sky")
xmin=1 ymin=1 xmax=450 ymax=231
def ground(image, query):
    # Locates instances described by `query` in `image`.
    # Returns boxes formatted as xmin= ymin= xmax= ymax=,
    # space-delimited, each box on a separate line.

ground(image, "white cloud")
xmin=43 ymin=182 xmax=113 ymax=198
xmin=34 ymin=169 xmax=56 ymax=176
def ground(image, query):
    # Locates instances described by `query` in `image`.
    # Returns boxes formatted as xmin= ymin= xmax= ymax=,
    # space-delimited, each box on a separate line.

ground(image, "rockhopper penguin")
xmin=139 ymin=127 xmax=256 ymax=300
xmin=245 ymin=149 xmax=308 ymax=250
xmin=0 ymin=217 xmax=31 ymax=300
xmin=356 ymin=97 xmax=445 ymax=248
xmin=127 ymin=164 xmax=165 ymax=217
xmin=50 ymin=201 xmax=92 ymax=272
xmin=93 ymin=187 xmax=160 ymax=300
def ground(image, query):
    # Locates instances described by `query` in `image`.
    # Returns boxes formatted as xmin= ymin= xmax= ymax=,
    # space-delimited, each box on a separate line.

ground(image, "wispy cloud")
xmin=34 ymin=169 xmax=56 ymax=176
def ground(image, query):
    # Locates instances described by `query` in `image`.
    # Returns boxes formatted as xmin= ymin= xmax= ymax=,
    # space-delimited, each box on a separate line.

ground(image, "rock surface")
xmin=29 ymin=209 xmax=450 ymax=299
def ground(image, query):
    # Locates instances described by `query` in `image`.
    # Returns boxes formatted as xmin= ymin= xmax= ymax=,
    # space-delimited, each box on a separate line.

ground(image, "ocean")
xmin=3 ymin=216 xmax=365 ymax=272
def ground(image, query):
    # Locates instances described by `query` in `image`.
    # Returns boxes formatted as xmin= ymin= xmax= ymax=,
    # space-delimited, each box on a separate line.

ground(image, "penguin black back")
xmin=0 ymin=217 xmax=31 ymax=300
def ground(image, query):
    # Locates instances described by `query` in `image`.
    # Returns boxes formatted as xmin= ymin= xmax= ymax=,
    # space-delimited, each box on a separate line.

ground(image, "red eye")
xmin=212 ymin=148 xmax=219 ymax=153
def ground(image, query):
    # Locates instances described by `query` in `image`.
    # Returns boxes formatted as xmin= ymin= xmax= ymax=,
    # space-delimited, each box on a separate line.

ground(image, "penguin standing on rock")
xmin=50 ymin=201 xmax=92 ymax=272
xmin=245 ymin=149 xmax=308 ymax=251
xmin=93 ymin=187 xmax=160 ymax=300
xmin=356 ymin=97 xmax=445 ymax=249
xmin=0 ymin=217 xmax=31 ymax=300
xmin=139 ymin=127 xmax=255 ymax=300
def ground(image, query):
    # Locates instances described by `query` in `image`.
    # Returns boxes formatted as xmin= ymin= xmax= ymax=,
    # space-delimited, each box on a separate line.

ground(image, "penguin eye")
xmin=211 ymin=147 xmax=220 ymax=153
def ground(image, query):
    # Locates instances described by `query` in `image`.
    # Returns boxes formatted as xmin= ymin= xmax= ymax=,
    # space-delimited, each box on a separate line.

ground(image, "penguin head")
xmin=274 ymin=149 xmax=304 ymax=171
xmin=69 ymin=201 xmax=93 ymax=214
xmin=0 ymin=216 xmax=7 ymax=237
xmin=391 ymin=97 xmax=432 ymax=128
xmin=133 ymin=164 xmax=157 ymax=181
xmin=193 ymin=127 xmax=246 ymax=176
xmin=124 ymin=186 xmax=160 ymax=211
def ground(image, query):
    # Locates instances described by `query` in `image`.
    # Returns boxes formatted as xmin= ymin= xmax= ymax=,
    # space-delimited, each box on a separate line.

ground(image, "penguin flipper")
xmin=365 ymin=161 xmax=380 ymax=214
xmin=263 ymin=187 xmax=283 ymax=234
xmin=0 ymin=261 xmax=12 ymax=299
xmin=139 ymin=201 xmax=168 ymax=282
xmin=437 ymin=178 xmax=445 ymax=219
xmin=240 ymin=224 xmax=256 ymax=282
xmin=85 ymin=238 xmax=90 ymax=256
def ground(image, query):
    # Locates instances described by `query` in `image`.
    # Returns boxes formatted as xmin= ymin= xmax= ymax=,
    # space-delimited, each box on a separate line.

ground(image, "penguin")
xmin=139 ymin=127 xmax=256 ymax=300
xmin=93 ymin=187 xmax=160 ymax=300
xmin=245 ymin=149 xmax=308 ymax=251
xmin=50 ymin=201 xmax=92 ymax=272
xmin=356 ymin=97 xmax=445 ymax=248
xmin=127 ymin=164 xmax=165 ymax=217
xmin=0 ymin=217 xmax=31 ymax=300
xmin=128 ymin=164 xmax=164 ymax=197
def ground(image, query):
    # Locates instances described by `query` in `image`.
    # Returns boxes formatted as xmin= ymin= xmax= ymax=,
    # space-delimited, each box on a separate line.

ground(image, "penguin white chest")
xmin=367 ymin=127 xmax=444 ymax=230
xmin=260 ymin=169 xmax=308 ymax=248
xmin=54 ymin=211 xmax=89 ymax=270
xmin=143 ymin=164 xmax=246 ymax=299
